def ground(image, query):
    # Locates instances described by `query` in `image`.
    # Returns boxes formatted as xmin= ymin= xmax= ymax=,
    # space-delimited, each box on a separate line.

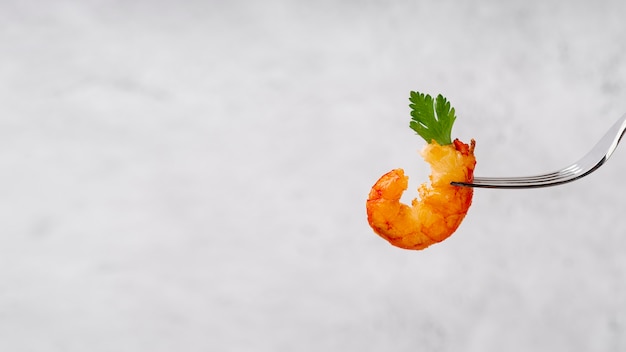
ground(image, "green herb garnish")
xmin=409 ymin=91 xmax=456 ymax=145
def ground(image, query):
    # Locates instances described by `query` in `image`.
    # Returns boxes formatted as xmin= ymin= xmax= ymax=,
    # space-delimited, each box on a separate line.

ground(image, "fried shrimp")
xmin=366 ymin=91 xmax=476 ymax=250
xmin=366 ymin=139 xmax=476 ymax=250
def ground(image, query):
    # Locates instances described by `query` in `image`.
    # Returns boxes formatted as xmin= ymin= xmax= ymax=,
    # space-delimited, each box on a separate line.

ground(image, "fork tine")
xmin=468 ymin=164 xmax=588 ymax=185
xmin=475 ymin=172 xmax=563 ymax=182
xmin=475 ymin=170 xmax=575 ymax=183
xmin=472 ymin=167 xmax=575 ymax=182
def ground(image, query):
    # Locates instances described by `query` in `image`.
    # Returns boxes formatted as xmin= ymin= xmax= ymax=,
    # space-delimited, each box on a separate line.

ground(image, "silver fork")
xmin=451 ymin=113 xmax=626 ymax=189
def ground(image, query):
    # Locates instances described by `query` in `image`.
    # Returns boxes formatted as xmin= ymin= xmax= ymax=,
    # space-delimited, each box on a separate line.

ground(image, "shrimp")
xmin=366 ymin=139 xmax=476 ymax=250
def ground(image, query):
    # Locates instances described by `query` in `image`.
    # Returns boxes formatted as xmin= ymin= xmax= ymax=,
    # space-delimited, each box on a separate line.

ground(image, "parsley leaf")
xmin=409 ymin=91 xmax=456 ymax=145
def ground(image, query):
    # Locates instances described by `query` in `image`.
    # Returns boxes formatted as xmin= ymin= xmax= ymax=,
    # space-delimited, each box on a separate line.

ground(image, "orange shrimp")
xmin=366 ymin=139 xmax=476 ymax=250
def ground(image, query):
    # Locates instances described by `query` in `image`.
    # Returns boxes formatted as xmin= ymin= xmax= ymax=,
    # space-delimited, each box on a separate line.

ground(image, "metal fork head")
xmin=451 ymin=113 xmax=626 ymax=189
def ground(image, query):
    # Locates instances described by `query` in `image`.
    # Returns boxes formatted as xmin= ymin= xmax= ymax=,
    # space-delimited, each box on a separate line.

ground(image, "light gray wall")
xmin=1 ymin=0 xmax=625 ymax=351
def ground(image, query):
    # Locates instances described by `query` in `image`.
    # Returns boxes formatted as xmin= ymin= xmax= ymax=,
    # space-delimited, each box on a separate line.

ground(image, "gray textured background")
xmin=1 ymin=0 xmax=626 ymax=351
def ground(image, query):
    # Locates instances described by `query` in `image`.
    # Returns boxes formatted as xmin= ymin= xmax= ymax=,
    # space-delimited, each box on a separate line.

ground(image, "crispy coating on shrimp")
xmin=366 ymin=139 xmax=476 ymax=250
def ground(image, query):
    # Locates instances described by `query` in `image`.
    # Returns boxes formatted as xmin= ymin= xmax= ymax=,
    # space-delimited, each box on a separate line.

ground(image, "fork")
xmin=451 ymin=113 xmax=626 ymax=189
